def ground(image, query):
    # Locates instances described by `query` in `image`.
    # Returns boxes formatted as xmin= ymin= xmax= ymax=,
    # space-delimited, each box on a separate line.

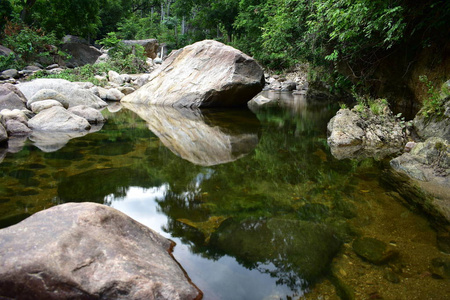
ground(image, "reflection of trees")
xmin=149 ymin=99 xmax=366 ymax=292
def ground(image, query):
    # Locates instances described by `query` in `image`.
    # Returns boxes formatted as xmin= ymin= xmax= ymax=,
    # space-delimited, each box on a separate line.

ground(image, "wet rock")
xmin=122 ymin=40 xmax=264 ymax=108
xmin=28 ymin=106 xmax=91 ymax=131
xmin=0 ymin=83 xmax=27 ymax=111
xmin=30 ymin=99 xmax=64 ymax=113
xmin=352 ymin=237 xmax=399 ymax=265
xmin=0 ymin=202 xmax=202 ymax=299
xmin=68 ymin=105 xmax=105 ymax=124
xmin=18 ymin=79 xmax=107 ymax=109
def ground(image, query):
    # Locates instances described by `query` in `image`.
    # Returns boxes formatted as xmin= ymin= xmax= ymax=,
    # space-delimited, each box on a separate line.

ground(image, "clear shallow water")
xmin=0 ymin=92 xmax=449 ymax=299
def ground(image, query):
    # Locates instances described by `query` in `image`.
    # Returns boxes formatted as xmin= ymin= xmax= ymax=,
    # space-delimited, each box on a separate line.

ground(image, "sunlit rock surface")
xmin=122 ymin=40 xmax=264 ymax=108
xmin=0 ymin=202 xmax=202 ymax=300
xmin=123 ymin=102 xmax=260 ymax=166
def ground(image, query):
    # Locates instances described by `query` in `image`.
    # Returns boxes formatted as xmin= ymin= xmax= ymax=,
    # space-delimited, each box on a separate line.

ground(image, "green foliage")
xmin=97 ymin=33 xmax=148 ymax=74
xmin=419 ymin=75 xmax=444 ymax=118
xmin=0 ymin=0 xmax=13 ymax=32
xmin=0 ymin=53 xmax=19 ymax=71
xmin=31 ymin=0 xmax=102 ymax=39
xmin=2 ymin=21 xmax=60 ymax=67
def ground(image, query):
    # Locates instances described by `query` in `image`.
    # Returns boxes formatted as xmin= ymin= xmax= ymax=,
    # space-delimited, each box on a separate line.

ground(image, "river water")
xmin=0 ymin=92 xmax=448 ymax=299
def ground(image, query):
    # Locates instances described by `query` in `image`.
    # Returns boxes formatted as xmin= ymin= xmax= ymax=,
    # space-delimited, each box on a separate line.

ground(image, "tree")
xmin=31 ymin=0 xmax=102 ymax=39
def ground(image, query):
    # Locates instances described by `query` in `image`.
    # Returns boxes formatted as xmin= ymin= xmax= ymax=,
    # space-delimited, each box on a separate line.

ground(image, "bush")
xmin=98 ymin=33 xmax=148 ymax=74
xmin=2 ymin=20 xmax=61 ymax=69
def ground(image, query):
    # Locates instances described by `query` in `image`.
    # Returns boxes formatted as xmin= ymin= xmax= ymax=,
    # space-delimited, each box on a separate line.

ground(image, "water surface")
xmin=0 ymin=92 xmax=448 ymax=299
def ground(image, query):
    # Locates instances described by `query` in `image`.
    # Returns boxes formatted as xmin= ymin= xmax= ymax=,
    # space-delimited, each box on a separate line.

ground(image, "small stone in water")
xmin=352 ymin=237 xmax=399 ymax=265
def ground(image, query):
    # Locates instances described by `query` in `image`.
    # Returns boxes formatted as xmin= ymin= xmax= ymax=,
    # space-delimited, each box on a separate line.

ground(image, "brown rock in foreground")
xmin=122 ymin=40 xmax=264 ymax=108
xmin=0 ymin=202 xmax=202 ymax=300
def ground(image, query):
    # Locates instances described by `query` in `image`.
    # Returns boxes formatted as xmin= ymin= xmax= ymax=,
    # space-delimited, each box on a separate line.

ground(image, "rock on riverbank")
xmin=327 ymin=100 xmax=408 ymax=160
xmin=0 ymin=202 xmax=202 ymax=300
xmin=122 ymin=40 xmax=265 ymax=108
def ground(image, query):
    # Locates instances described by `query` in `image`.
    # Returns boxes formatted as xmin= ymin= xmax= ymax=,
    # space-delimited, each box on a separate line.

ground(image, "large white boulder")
xmin=122 ymin=40 xmax=264 ymax=108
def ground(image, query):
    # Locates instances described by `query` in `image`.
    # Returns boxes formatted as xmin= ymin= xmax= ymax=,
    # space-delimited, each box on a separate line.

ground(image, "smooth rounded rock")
xmin=68 ymin=105 xmax=105 ymax=124
xmin=30 ymin=100 xmax=64 ymax=113
xmin=28 ymin=106 xmax=91 ymax=131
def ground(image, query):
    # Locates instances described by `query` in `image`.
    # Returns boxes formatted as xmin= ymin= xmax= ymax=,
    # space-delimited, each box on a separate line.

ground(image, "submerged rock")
xmin=0 ymin=202 xmax=201 ymax=299
xmin=123 ymin=102 xmax=260 ymax=166
xmin=352 ymin=237 xmax=399 ymax=265
xmin=122 ymin=40 xmax=264 ymax=108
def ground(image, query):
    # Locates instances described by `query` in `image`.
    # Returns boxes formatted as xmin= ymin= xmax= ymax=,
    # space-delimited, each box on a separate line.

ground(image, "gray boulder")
xmin=390 ymin=137 xmax=450 ymax=185
xmin=27 ymin=88 xmax=70 ymax=109
xmin=414 ymin=100 xmax=450 ymax=142
xmin=108 ymin=70 xmax=124 ymax=85
xmin=106 ymin=88 xmax=125 ymax=101
xmin=0 ymin=202 xmax=202 ymax=299
xmin=0 ymin=45 xmax=13 ymax=57
xmin=0 ymin=69 xmax=19 ymax=79
xmin=68 ymin=105 xmax=105 ymax=124
xmin=30 ymin=99 xmax=64 ymax=114
xmin=17 ymin=79 xmax=107 ymax=109
xmin=327 ymin=104 xmax=407 ymax=160
xmin=28 ymin=106 xmax=91 ymax=131
xmin=0 ymin=109 xmax=28 ymax=126
xmin=122 ymin=39 xmax=159 ymax=59
xmin=122 ymin=40 xmax=264 ymax=108
xmin=61 ymin=36 xmax=102 ymax=67
xmin=5 ymin=119 xmax=31 ymax=135
xmin=0 ymin=83 xmax=27 ymax=111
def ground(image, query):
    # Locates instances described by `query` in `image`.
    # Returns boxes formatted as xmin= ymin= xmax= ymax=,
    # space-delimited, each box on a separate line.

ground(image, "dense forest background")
xmin=1 ymin=0 xmax=449 ymax=102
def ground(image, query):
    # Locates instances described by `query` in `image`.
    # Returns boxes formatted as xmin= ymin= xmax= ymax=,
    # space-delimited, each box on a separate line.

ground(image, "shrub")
xmin=2 ymin=20 xmax=62 ymax=69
